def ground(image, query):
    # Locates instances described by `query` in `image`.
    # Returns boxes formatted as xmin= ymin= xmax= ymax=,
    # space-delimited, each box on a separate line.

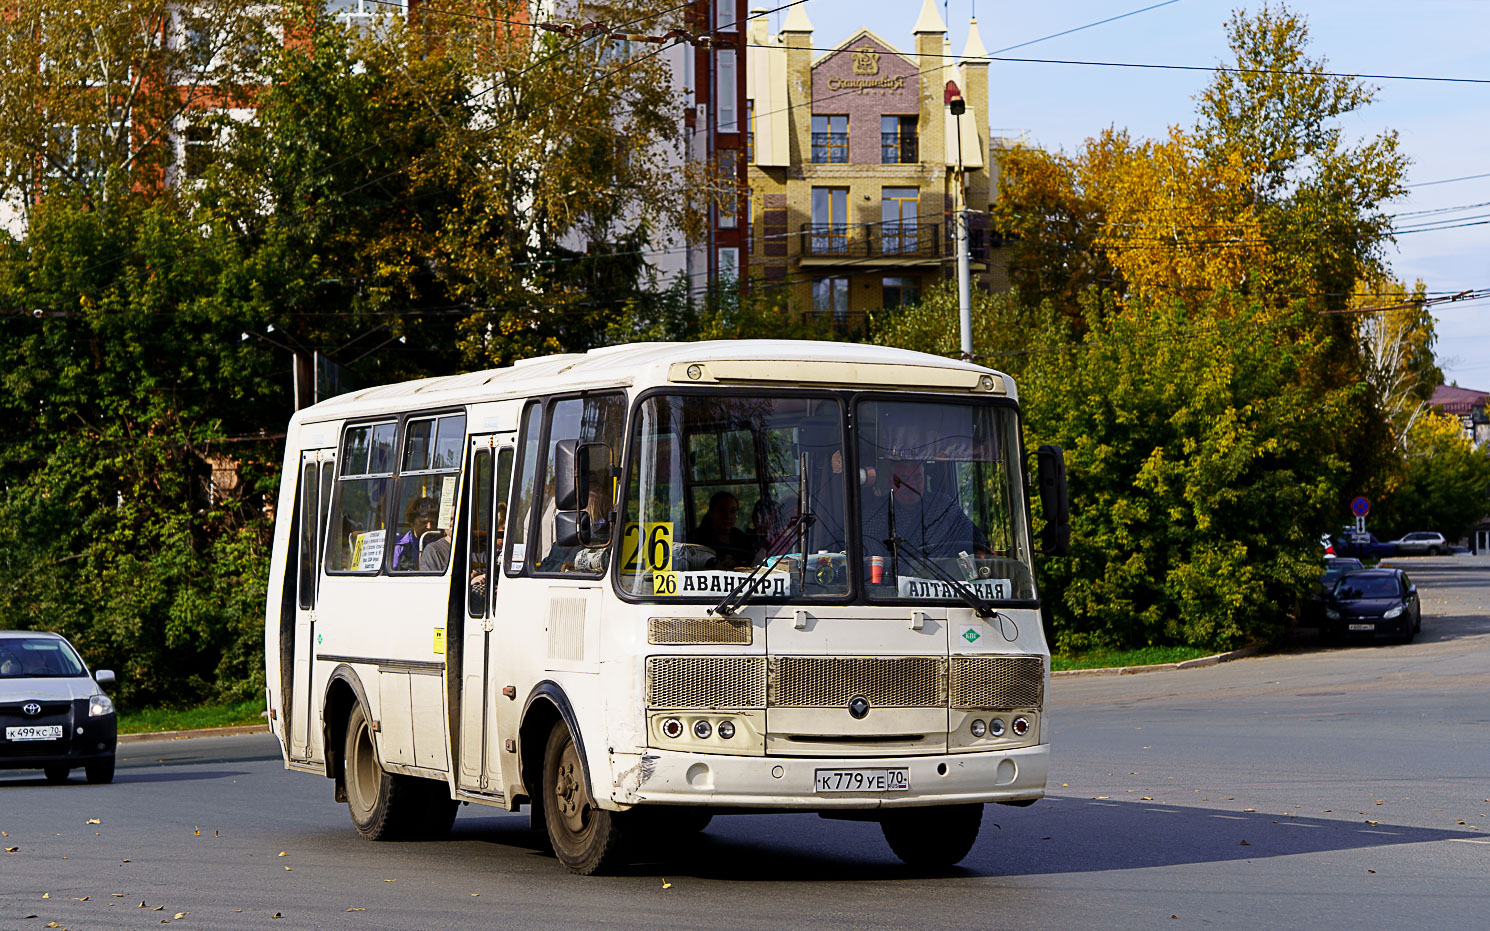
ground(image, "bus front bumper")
xmin=611 ymin=743 xmax=1049 ymax=809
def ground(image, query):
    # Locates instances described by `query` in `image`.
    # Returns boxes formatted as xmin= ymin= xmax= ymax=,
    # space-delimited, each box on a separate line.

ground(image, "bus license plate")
xmin=5 ymin=726 xmax=63 ymax=741
xmin=1348 ymin=623 xmax=1375 ymax=631
xmin=814 ymin=768 xmax=910 ymax=793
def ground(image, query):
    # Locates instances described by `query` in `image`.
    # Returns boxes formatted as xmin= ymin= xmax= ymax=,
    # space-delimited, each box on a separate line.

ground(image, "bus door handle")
xmin=910 ymin=611 xmax=928 ymax=631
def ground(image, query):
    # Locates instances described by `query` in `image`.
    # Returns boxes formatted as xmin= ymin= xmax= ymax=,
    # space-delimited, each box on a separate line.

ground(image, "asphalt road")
xmin=3 ymin=555 xmax=1487 ymax=929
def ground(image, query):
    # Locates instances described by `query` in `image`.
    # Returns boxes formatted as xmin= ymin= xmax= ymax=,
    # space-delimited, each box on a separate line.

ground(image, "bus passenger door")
xmin=290 ymin=447 xmax=335 ymax=762
xmin=458 ymin=436 xmax=514 ymax=794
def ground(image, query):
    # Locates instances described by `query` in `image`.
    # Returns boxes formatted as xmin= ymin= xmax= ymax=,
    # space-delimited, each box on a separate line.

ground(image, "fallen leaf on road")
xmin=346 ymin=908 xmax=365 ymax=912
xmin=194 ymin=828 xmax=200 ymax=836
xmin=284 ymin=867 xmax=292 ymax=871
xmin=271 ymin=913 xmax=282 ymax=919
xmin=174 ymin=913 xmax=186 ymax=919
xmin=112 ymin=894 xmax=123 ymax=898
xmin=1366 ymin=820 xmax=1379 ymax=825
xmin=277 ymin=851 xmax=287 ymax=857
xmin=1243 ymin=808 xmax=1256 ymax=812
xmin=121 ymin=859 xmax=130 ymax=863
xmin=470 ymin=894 xmax=479 ymax=897
xmin=86 ymin=819 xmax=100 ymax=825
xmin=73 ymin=896 xmax=88 ymax=901
xmin=662 ymin=880 xmax=672 ymax=889
xmin=45 ymin=923 xmax=62 ymax=928
xmin=153 ymin=905 xmax=164 ymax=911
xmin=1141 ymin=797 xmax=1153 ymax=801
xmin=4 ymin=847 xmax=17 ymax=853
xmin=1239 ymin=840 xmax=1250 ymax=846
xmin=1367 ymin=869 xmax=1376 ymax=874
xmin=383 ymin=879 xmax=395 ymax=883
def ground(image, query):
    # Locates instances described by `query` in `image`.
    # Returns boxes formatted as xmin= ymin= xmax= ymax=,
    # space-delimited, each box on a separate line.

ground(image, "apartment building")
xmin=745 ymin=0 xmax=1007 ymax=330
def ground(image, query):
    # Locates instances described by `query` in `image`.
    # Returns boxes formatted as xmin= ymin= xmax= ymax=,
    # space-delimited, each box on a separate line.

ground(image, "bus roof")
xmin=292 ymin=340 xmax=1013 ymax=424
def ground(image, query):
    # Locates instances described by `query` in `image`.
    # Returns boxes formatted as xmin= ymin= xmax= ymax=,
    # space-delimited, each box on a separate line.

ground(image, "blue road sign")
xmin=1351 ymin=496 xmax=1371 ymax=518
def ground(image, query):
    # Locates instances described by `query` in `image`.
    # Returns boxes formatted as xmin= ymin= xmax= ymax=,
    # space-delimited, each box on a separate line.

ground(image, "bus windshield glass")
xmin=856 ymin=398 xmax=1036 ymax=602
xmin=618 ymin=393 xmax=850 ymax=601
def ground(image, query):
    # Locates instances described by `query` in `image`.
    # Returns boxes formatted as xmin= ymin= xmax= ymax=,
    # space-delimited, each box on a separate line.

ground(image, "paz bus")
xmin=263 ymin=340 xmax=1069 ymax=874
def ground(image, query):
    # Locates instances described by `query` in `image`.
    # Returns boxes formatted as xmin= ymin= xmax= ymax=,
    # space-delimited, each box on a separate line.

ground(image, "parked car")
xmin=1331 ymin=531 xmax=1397 ymax=560
xmin=1387 ymin=531 xmax=1449 ymax=556
xmin=1322 ymin=568 xmax=1421 ymax=644
xmin=0 ymin=631 xmax=116 ymax=784
xmin=1305 ymin=558 xmax=1363 ymax=624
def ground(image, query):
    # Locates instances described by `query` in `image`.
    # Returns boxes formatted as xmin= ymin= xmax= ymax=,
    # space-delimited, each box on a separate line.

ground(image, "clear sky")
xmin=758 ymin=0 xmax=1490 ymax=387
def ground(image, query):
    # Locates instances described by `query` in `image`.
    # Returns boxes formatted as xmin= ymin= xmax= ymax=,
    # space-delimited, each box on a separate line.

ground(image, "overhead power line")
xmin=1405 ymin=171 xmax=1490 ymax=188
xmin=989 ymin=0 xmax=1186 ymax=55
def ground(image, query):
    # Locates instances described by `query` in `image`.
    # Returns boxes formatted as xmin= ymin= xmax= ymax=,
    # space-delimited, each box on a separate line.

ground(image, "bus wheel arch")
xmin=520 ymin=684 xmax=594 ymax=840
xmin=322 ymin=666 xmax=370 ymax=802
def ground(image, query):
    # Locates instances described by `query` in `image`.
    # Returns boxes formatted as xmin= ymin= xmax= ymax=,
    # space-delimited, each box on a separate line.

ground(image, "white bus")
xmin=263 ymin=340 xmax=1069 ymax=874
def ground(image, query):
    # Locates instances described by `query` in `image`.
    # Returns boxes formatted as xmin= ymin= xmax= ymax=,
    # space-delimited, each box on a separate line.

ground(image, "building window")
xmin=883 ymin=276 xmax=920 ymax=309
xmin=811 ymin=115 xmax=848 ymax=163
xmin=716 ymin=1 xmax=737 ymax=31
xmin=718 ymin=247 xmax=740 ymax=284
xmin=183 ymin=121 xmax=218 ymax=179
xmin=881 ymin=115 xmax=918 ymax=163
xmin=881 ymin=187 xmax=919 ymax=255
xmin=326 ymin=0 xmax=406 ymax=35
xmin=810 ymin=187 xmax=849 ymax=254
xmin=718 ymin=150 xmax=739 ymax=228
xmin=717 ymin=50 xmax=738 ymax=132
xmin=745 ymin=99 xmax=754 ymax=163
xmin=813 ymin=277 xmax=850 ymax=323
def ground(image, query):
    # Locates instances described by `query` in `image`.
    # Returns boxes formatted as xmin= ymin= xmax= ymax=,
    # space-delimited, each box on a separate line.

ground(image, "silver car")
xmin=1389 ymin=531 xmax=1449 ymax=556
xmin=0 ymin=631 xmax=117 ymax=784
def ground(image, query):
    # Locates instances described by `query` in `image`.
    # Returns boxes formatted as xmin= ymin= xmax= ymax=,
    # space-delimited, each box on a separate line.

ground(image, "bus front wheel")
xmin=542 ymin=723 xmax=628 ymax=874
xmin=343 ymin=704 xmax=457 ymax=840
xmin=881 ymin=804 xmax=983 ymax=869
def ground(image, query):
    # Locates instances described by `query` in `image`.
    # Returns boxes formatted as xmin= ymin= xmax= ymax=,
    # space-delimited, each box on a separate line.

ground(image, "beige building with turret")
xmin=745 ymin=0 xmax=1007 ymax=330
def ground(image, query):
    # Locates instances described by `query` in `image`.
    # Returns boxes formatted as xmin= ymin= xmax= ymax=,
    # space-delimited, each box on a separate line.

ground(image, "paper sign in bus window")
xmin=353 ymin=529 xmax=386 ymax=571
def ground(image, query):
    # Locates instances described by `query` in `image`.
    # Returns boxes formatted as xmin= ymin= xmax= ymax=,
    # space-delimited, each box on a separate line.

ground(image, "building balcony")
xmin=797 ymin=221 xmax=945 ymax=266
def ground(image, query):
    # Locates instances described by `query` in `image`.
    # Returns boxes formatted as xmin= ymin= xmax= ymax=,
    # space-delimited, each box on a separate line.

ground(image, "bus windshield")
xmin=617 ymin=391 xmax=1035 ymax=604
xmin=618 ymin=393 xmax=850 ymax=600
xmin=856 ymin=398 xmax=1035 ymax=603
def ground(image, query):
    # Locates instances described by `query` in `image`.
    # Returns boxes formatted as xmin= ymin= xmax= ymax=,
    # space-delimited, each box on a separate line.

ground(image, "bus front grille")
xmin=648 ymin=616 xmax=752 ymax=645
xmin=646 ymin=656 xmax=767 ymax=709
xmin=949 ymin=655 xmax=1045 ymax=709
xmin=768 ymin=656 xmax=946 ymax=708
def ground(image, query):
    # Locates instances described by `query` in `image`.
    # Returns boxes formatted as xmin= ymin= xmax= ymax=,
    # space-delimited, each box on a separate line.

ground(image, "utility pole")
xmin=947 ymin=80 xmax=972 ymax=359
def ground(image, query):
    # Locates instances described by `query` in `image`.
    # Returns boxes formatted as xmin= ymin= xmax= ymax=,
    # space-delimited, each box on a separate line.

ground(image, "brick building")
xmin=745 ymin=0 xmax=1007 ymax=330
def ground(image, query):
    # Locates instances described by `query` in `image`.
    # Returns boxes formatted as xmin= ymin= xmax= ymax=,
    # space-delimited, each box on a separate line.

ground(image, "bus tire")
xmin=542 ymin=723 xmax=628 ymax=874
xmin=881 ymin=804 xmax=982 ymax=869
xmin=343 ymin=703 xmax=449 ymax=841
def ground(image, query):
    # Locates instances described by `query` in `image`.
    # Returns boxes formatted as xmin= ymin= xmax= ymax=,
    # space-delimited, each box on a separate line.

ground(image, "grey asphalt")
xmin=2 ymin=555 xmax=1487 ymax=929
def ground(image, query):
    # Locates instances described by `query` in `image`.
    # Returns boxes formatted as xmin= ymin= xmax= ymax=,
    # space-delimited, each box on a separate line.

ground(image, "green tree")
xmin=1018 ymin=293 xmax=1362 ymax=652
xmin=0 ymin=198 xmax=278 ymax=706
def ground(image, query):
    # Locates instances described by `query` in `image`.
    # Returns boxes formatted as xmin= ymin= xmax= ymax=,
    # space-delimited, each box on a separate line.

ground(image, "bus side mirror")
xmin=554 ymin=439 xmax=588 ymax=512
xmin=555 ymin=510 xmax=591 ymax=548
xmin=1036 ymin=444 xmax=1070 ymax=556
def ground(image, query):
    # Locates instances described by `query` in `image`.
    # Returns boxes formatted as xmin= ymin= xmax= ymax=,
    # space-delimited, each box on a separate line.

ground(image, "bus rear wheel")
xmin=881 ymin=804 xmax=983 ymax=869
xmin=542 ymin=723 xmax=628 ymax=874
xmin=343 ymin=704 xmax=457 ymax=841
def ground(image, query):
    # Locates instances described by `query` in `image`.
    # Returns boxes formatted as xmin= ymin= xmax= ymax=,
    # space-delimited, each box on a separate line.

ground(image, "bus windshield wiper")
xmin=887 ymin=535 xmax=994 ymax=618
xmin=709 ymin=511 xmax=814 ymax=617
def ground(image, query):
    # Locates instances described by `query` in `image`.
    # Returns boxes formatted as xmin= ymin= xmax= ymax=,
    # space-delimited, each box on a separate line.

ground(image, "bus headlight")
xmin=969 ymin=719 xmax=986 ymax=738
xmin=1011 ymin=716 xmax=1030 ymax=737
xmin=989 ymin=718 xmax=1006 ymax=737
xmin=717 ymin=720 xmax=735 ymax=740
xmin=660 ymin=718 xmax=683 ymax=739
xmin=692 ymin=720 xmax=712 ymax=739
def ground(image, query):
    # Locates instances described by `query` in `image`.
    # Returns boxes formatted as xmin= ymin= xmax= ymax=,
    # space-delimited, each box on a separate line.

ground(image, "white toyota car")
xmin=0 ymin=631 xmax=116 ymax=784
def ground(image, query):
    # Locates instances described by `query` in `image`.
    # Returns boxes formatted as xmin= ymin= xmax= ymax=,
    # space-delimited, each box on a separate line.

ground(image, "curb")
xmin=1052 ymin=645 xmax=1262 ymax=678
xmin=118 ymin=723 xmax=269 ymax=744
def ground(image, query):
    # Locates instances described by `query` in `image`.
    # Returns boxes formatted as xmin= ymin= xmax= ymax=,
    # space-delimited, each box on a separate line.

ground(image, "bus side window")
xmin=467 ymin=448 xmax=493 ymax=617
xmin=390 ymin=413 xmax=466 ymax=574
xmin=506 ymin=402 xmax=543 ymax=575
xmin=296 ymin=462 xmax=318 ymax=608
xmin=326 ymin=421 xmax=396 ymax=573
xmin=538 ymin=393 xmax=627 ymax=575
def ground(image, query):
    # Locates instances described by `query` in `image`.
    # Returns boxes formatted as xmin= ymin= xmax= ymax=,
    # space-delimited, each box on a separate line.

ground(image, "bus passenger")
xmin=861 ymin=460 xmax=983 ymax=559
xmin=394 ymin=497 xmax=444 ymax=571
xmin=693 ymin=491 xmax=754 ymax=569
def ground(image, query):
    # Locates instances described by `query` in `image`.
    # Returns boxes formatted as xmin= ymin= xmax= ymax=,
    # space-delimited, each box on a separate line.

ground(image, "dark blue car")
xmin=1322 ymin=568 xmax=1421 ymax=644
